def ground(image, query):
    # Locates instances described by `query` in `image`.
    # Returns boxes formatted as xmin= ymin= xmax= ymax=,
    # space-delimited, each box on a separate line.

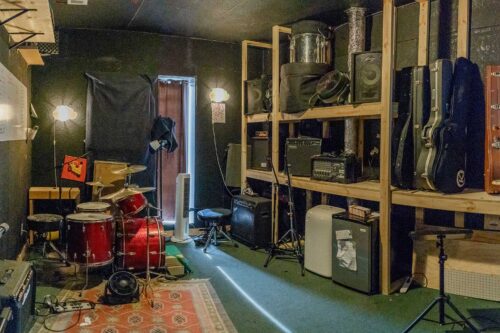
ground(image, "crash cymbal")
xmin=86 ymin=181 xmax=114 ymax=188
xmin=100 ymin=186 xmax=156 ymax=201
xmin=111 ymin=165 xmax=147 ymax=175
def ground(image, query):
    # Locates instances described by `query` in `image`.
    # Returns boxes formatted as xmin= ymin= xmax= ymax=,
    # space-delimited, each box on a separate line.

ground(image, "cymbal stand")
xmin=263 ymin=154 xmax=305 ymax=276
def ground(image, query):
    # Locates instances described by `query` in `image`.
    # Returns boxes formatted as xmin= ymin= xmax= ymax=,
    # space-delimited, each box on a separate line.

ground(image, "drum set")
xmin=32 ymin=164 xmax=165 ymax=281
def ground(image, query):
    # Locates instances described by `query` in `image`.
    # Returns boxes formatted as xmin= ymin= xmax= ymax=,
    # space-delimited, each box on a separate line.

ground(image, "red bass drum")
xmin=115 ymin=217 xmax=165 ymax=271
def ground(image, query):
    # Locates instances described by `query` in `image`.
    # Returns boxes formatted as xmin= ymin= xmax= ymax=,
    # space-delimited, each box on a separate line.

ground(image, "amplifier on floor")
xmin=0 ymin=260 xmax=35 ymax=333
xmin=231 ymin=195 xmax=272 ymax=249
xmin=285 ymin=137 xmax=322 ymax=177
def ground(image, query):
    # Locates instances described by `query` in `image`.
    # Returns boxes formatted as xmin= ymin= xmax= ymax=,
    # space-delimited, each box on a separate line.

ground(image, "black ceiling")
xmin=51 ymin=0 xmax=413 ymax=43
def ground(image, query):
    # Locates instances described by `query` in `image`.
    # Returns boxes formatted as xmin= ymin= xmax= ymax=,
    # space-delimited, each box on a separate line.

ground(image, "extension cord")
xmin=52 ymin=301 xmax=94 ymax=313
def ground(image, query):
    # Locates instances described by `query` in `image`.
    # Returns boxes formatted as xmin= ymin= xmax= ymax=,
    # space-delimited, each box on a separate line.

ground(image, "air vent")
xmin=67 ymin=0 xmax=88 ymax=5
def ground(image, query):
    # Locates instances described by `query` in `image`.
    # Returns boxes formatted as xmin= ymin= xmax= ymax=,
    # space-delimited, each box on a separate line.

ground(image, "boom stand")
xmin=263 ymin=158 xmax=304 ymax=276
xmin=403 ymin=234 xmax=479 ymax=332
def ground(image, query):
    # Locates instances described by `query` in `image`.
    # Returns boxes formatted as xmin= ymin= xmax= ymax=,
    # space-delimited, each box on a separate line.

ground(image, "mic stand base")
xmin=263 ymin=228 xmax=305 ymax=276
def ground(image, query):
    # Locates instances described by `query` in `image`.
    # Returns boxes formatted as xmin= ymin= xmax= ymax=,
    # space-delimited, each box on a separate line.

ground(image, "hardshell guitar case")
xmin=485 ymin=65 xmax=500 ymax=193
xmin=415 ymin=59 xmax=453 ymax=190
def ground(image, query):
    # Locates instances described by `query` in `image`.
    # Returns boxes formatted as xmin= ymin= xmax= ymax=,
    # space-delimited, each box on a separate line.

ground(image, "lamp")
xmin=209 ymin=88 xmax=229 ymax=103
xmin=209 ymin=88 xmax=229 ymax=124
xmin=53 ymin=105 xmax=77 ymax=122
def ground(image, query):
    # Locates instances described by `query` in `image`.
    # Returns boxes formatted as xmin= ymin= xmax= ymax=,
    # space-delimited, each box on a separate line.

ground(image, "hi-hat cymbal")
xmin=101 ymin=186 xmax=156 ymax=201
xmin=86 ymin=181 xmax=114 ymax=188
xmin=112 ymin=165 xmax=147 ymax=175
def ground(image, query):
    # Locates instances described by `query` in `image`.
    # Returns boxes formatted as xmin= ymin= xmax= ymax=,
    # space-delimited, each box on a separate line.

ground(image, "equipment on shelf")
xmin=304 ymin=205 xmax=345 ymax=278
xmin=331 ymin=213 xmax=379 ymax=294
xmin=350 ymin=52 xmax=382 ymax=103
xmin=403 ymin=227 xmax=478 ymax=333
xmin=245 ymin=74 xmax=272 ymax=115
xmin=250 ymin=136 xmax=270 ymax=170
xmin=231 ymin=195 xmax=272 ymax=249
xmin=115 ymin=217 xmax=165 ymax=271
xmin=172 ymin=173 xmax=191 ymax=243
xmin=103 ymin=271 xmax=139 ymax=305
xmin=290 ymin=20 xmax=330 ymax=64
xmin=0 ymin=260 xmax=35 ymax=333
xmin=309 ymin=70 xmax=350 ymax=107
xmin=311 ymin=152 xmax=357 ymax=183
xmin=415 ymin=59 xmax=453 ymax=191
xmin=285 ymin=137 xmax=322 ymax=177
xmin=66 ymin=213 xmax=115 ymax=267
xmin=485 ymin=65 xmax=500 ymax=194
xmin=280 ymin=62 xmax=331 ymax=113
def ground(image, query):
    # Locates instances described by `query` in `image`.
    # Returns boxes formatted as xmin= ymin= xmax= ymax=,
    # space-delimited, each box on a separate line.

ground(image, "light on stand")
xmin=53 ymin=105 xmax=77 ymax=122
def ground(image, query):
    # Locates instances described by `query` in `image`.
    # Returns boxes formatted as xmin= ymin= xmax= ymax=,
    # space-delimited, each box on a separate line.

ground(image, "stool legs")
xmin=202 ymin=222 xmax=238 ymax=253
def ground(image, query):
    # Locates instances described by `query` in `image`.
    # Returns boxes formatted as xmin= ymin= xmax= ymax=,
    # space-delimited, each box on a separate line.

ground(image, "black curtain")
xmin=85 ymin=72 xmax=157 ymax=196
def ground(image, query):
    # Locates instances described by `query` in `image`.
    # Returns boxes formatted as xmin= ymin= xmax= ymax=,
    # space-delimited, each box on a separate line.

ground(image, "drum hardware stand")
xmin=79 ymin=240 xmax=90 ymax=297
xmin=263 ymin=154 xmax=305 ymax=276
xmin=403 ymin=233 xmax=479 ymax=333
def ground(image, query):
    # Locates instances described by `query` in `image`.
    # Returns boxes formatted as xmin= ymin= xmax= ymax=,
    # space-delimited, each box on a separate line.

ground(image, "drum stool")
xmin=196 ymin=208 xmax=238 ymax=253
xmin=27 ymin=214 xmax=66 ymax=263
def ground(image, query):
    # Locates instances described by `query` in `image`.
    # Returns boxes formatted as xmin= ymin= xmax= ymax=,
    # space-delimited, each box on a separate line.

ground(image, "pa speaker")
xmin=351 ymin=52 xmax=382 ymax=103
xmin=245 ymin=75 xmax=271 ymax=115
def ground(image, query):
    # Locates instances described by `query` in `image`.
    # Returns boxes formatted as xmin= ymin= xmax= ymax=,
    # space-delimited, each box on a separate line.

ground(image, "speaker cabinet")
xmin=225 ymin=144 xmax=251 ymax=187
xmin=231 ymin=195 xmax=272 ymax=249
xmin=250 ymin=137 xmax=270 ymax=170
xmin=285 ymin=137 xmax=322 ymax=176
xmin=245 ymin=75 xmax=271 ymax=115
xmin=351 ymin=52 xmax=382 ymax=104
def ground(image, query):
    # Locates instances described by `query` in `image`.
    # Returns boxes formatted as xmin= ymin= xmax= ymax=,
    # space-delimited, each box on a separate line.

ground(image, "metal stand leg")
xmin=203 ymin=226 xmax=215 ymax=253
xmin=47 ymin=241 xmax=69 ymax=266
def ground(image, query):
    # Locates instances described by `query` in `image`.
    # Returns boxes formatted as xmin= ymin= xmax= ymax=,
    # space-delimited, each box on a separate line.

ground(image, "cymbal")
xmin=86 ymin=181 xmax=114 ymax=188
xmin=101 ymin=186 xmax=156 ymax=201
xmin=112 ymin=165 xmax=147 ymax=175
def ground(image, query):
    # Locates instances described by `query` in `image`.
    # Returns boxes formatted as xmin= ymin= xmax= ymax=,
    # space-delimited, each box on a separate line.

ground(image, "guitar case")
xmin=415 ymin=59 xmax=453 ymax=190
xmin=485 ymin=65 xmax=500 ymax=193
xmin=432 ymin=58 xmax=474 ymax=193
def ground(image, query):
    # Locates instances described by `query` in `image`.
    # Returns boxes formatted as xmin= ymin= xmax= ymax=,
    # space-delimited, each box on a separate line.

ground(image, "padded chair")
xmin=196 ymin=208 xmax=238 ymax=252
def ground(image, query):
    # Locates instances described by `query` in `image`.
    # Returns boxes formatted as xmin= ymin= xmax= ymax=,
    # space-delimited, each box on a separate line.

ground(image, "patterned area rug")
xmin=32 ymin=279 xmax=237 ymax=333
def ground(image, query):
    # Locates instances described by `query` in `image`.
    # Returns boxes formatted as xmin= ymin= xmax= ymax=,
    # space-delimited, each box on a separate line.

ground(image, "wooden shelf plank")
xmin=18 ymin=47 xmax=44 ymax=65
xmin=279 ymin=103 xmax=382 ymax=122
xmin=246 ymin=169 xmax=274 ymax=182
xmin=246 ymin=113 xmax=270 ymax=123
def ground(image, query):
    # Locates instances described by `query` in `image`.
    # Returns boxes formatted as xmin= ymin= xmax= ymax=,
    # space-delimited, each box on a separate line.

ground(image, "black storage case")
xmin=331 ymin=213 xmax=379 ymax=294
xmin=231 ymin=195 xmax=272 ymax=249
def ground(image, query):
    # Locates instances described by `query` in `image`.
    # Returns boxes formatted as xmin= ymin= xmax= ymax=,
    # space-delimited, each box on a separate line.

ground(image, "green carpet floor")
xmin=32 ymin=241 xmax=500 ymax=333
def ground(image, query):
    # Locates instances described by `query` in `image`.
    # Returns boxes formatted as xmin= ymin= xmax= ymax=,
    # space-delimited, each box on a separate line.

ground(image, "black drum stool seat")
xmin=27 ymin=214 xmax=66 ymax=263
xmin=196 ymin=208 xmax=238 ymax=252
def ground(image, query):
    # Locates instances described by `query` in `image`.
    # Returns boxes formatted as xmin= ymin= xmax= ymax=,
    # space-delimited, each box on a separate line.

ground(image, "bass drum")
xmin=66 ymin=213 xmax=115 ymax=267
xmin=115 ymin=217 xmax=165 ymax=271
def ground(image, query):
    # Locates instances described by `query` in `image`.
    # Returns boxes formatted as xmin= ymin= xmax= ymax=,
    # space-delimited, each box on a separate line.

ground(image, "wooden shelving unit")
xmin=241 ymin=0 xmax=497 ymax=295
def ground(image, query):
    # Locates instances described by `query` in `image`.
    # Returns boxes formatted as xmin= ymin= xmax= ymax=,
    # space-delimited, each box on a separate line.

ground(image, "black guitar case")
xmin=415 ymin=59 xmax=453 ymax=190
xmin=432 ymin=58 xmax=475 ymax=193
xmin=392 ymin=67 xmax=413 ymax=188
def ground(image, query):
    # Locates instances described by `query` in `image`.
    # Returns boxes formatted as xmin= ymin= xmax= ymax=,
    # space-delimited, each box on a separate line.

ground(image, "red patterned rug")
xmin=33 ymin=279 xmax=237 ymax=333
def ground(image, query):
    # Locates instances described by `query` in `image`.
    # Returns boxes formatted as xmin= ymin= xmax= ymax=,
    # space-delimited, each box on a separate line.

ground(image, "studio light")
xmin=209 ymin=88 xmax=229 ymax=103
xmin=53 ymin=105 xmax=77 ymax=122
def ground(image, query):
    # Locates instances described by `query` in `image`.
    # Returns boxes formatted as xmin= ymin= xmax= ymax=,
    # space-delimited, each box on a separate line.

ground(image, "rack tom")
xmin=66 ymin=213 xmax=114 ymax=267
xmin=116 ymin=193 xmax=148 ymax=216
xmin=76 ymin=202 xmax=111 ymax=214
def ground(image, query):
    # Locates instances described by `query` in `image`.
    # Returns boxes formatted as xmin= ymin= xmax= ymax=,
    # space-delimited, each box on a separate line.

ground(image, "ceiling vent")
xmin=67 ymin=0 xmax=88 ymax=5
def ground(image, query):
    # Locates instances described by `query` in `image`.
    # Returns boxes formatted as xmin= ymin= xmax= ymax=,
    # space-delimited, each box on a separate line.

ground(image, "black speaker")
xmin=245 ymin=75 xmax=271 ymax=115
xmin=103 ymin=271 xmax=139 ymax=305
xmin=351 ymin=52 xmax=382 ymax=103
xmin=285 ymin=137 xmax=322 ymax=176
xmin=250 ymin=137 xmax=270 ymax=170
xmin=231 ymin=195 xmax=272 ymax=249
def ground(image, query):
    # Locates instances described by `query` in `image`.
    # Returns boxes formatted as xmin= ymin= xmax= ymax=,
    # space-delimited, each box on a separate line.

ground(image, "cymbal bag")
xmin=280 ymin=62 xmax=331 ymax=113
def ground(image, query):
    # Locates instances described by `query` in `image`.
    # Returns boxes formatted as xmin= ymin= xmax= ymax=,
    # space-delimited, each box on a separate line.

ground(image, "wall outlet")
xmin=484 ymin=215 xmax=500 ymax=231
xmin=67 ymin=0 xmax=88 ymax=5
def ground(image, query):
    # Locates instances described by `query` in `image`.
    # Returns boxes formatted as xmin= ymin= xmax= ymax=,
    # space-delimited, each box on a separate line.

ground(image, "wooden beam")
xmin=379 ymin=0 xmax=396 ymax=295
xmin=417 ymin=0 xmax=430 ymax=66
xmin=457 ymin=0 xmax=470 ymax=58
xmin=18 ymin=47 xmax=44 ymax=65
xmin=241 ymin=41 xmax=249 ymax=191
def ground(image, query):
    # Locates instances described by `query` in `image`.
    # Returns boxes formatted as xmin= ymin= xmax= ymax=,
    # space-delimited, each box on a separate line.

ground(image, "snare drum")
xmin=66 ymin=213 xmax=115 ymax=267
xmin=115 ymin=217 xmax=165 ymax=271
xmin=76 ymin=202 xmax=111 ymax=214
xmin=116 ymin=193 xmax=148 ymax=216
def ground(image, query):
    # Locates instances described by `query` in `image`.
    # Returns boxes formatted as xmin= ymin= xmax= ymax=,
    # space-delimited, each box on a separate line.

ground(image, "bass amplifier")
xmin=0 ymin=260 xmax=35 ymax=333
xmin=231 ymin=195 xmax=272 ymax=249
xmin=311 ymin=154 xmax=357 ymax=183
xmin=285 ymin=137 xmax=322 ymax=176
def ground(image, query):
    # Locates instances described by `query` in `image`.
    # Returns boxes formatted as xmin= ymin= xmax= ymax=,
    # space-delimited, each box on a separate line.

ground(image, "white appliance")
xmin=171 ymin=173 xmax=192 ymax=243
xmin=304 ymin=205 xmax=345 ymax=277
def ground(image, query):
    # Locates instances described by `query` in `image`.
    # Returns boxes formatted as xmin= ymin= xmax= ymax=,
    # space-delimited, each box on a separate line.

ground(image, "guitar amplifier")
xmin=231 ymin=195 xmax=272 ymax=249
xmin=0 ymin=260 xmax=35 ymax=333
xmin=311 ymin=154 xmax=357 ymax=183
xmin=285 ymin=137 xmax=322 ymax=176
xmin=250 ymin=137 xmax=270 ymax=171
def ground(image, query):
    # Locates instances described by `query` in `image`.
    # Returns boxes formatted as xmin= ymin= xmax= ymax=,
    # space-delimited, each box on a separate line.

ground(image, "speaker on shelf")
xmin=245 ymin=75 xmax=272 ymax=115
xmin=250 ymin=137 xmax=270 ymax=171
xmin=351 ymin=52 xmax=382 ymax=104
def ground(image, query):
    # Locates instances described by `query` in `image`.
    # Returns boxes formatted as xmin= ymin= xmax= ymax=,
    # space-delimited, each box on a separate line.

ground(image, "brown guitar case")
xmin=485 ymin=65 xmax=500 ymax=193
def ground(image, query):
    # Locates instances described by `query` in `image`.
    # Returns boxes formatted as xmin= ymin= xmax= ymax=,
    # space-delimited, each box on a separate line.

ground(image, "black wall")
xmin=31 ymin=29 xmax=242 ymax=209
xmin=0 ymin=31 xmax=31 ymax=259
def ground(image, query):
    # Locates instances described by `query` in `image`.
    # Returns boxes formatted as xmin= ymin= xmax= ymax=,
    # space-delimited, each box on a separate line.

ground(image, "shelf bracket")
xmin=0 ymin=8 xmax=36 ymax=26
xmin=8 ymin=32 xmax=43 ymax=49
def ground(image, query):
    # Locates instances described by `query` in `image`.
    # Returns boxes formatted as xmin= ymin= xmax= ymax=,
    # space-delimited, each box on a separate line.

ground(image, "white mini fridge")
xmin=304 ymin=205 xmax=345 ymax=277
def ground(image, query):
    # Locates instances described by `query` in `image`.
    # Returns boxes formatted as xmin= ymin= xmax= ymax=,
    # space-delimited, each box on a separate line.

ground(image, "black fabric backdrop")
xmin=85 ymin=72 xmax=157 ymax=197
